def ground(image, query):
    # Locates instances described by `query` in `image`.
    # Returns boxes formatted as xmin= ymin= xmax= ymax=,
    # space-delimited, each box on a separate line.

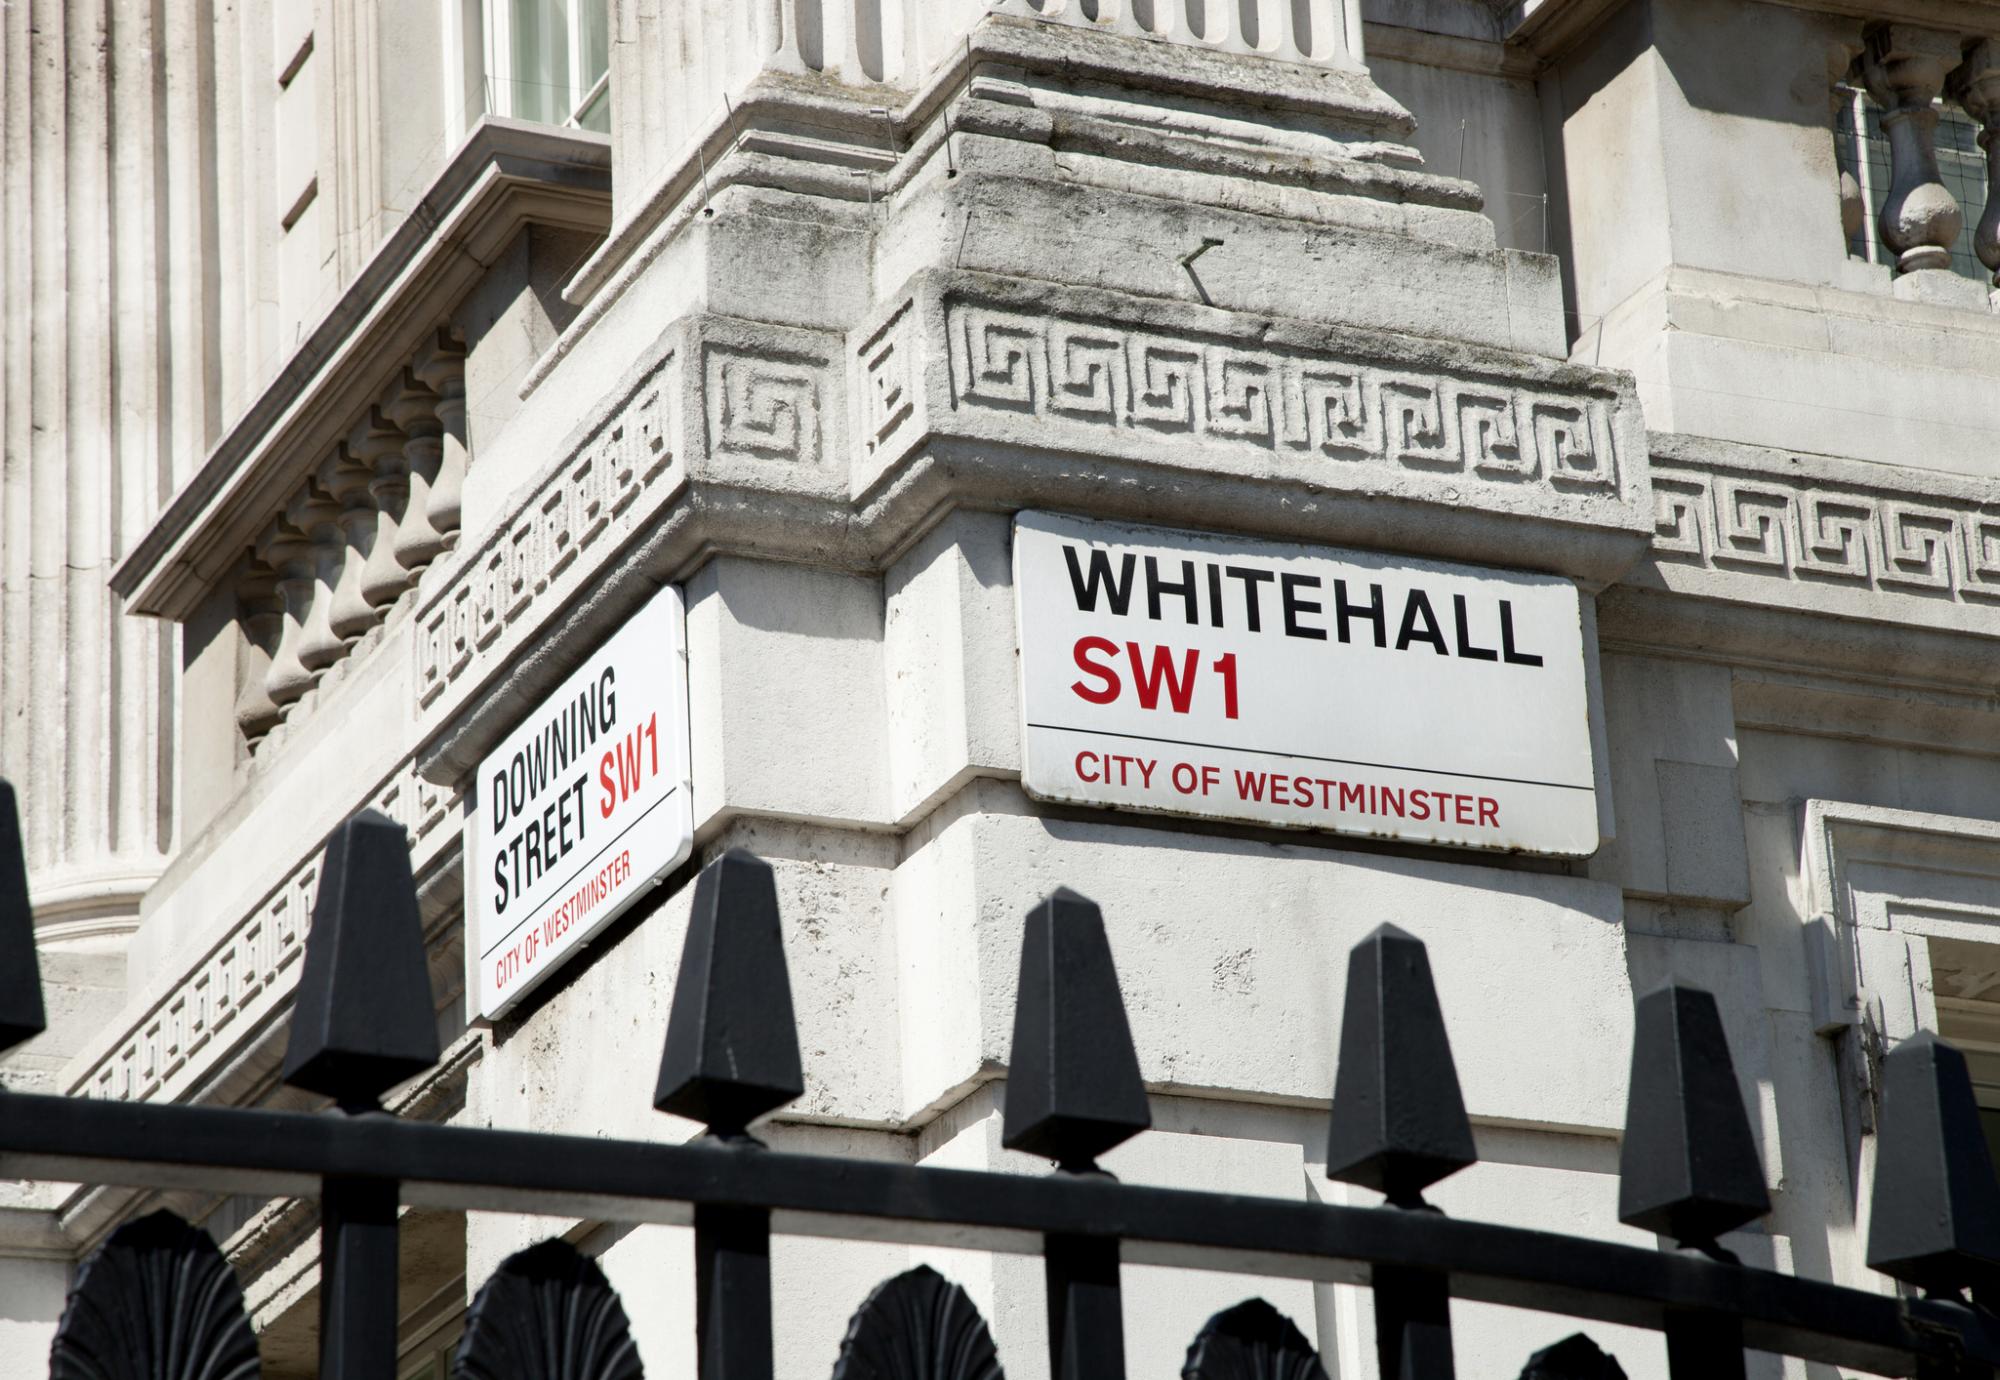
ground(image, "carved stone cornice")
xmin=112 ymin=120 xmax=613 ymax=621
xmin=408 ymin=275 xmax=1651 ymax=786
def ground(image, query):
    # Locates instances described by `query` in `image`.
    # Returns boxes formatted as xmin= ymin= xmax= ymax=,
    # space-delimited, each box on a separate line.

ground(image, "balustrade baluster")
xmin=1950 ymin=40 xmax=2000 ymax=289
xmin=1002 ymin=888 xmax=1151 ymax=1380
xmin=280 ymin=809 xmax=441 ymax=1380
xmin=288 ymin=481 xmax=348 ymax=677
xmin=655 ymin=850 xmax=803 ymax=1380
xmin=233 ymin=556 xmax=285 ymax=744
xmin=1325 ymin=925 xmax=1475 ymax=1380
xmin=412 ymin=330 xmax=469 ymax=552
xmin=349 ymin=403 xmax=412 ymax=614
xmin=319 ymin=445 xmax=378 ymax=642
xmin=261 ymin=515 xmax=319 ymax=709
xmin=1857 ymin=23 xmax=1966 ymax=273
xmin=386 ymin=370 xmax=448 ymax=576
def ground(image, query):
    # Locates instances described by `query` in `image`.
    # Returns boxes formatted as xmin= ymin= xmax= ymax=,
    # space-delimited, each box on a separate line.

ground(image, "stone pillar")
xmin=1857 ymin=23 xmax=1966 ymax=274
xmin=0 ymin=0 xmax=176 ymax=936
xmin=386 ymin=371 xmax=448 ymax=575
xmin=1949 ymin=40 xmax=2000 ymax=288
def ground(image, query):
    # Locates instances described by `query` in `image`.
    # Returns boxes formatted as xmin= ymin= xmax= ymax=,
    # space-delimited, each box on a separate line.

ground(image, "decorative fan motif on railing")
xmin=830 ymin=1265 xmax=1005 ymax=1380
xmin=1181 ymin=1298 xmax=1328 ymax=1380
xmin=48 ymin=1209 xmax=261 ymax=1380
xmin=1518 ymin=1332 xmax=1628 ymax=1379
xmin=454 ymin=1238 xmax=644 ymax=1380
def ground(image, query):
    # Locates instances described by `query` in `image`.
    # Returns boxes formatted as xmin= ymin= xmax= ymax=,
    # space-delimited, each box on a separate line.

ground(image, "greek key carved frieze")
xmin=415 ymin=354 xmax=679 ymax=710
xmin=941 ymin=301 xmax=1622 ymax=492
xmin=705 ymin=342 xmax=826 ymax=464
xmin=1649 ymin=459 xmax=2000 ymax=604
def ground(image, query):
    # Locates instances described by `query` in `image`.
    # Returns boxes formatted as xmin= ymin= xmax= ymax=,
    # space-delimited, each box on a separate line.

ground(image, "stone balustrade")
xmin=607 ymin=0 xmax=1363 ymax=224
xmin=1849 ymin=26 xmax=2000 ymax=285
xmin=234 ymin=331 xmax=468 ymax=748
xmin=1949 ymin=39 xmax=2000 ymax=287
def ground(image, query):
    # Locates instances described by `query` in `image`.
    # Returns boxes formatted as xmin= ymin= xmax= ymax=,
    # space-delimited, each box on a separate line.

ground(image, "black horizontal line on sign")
xmin=480 ymin=786 xmax=680 ymax=961
xmin=1026 ymin=724 xmax=1593 ymax=793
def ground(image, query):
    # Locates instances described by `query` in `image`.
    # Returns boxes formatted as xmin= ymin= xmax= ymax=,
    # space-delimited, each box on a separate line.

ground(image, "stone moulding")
xmin=1641 ymin=433 xmax=2000 ymax=634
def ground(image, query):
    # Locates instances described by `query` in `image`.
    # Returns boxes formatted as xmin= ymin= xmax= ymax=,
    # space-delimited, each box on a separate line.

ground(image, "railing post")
xmin=0 ymin=780 xmax=47 ymax=1053
xmin=1616 ymin=983 xmax=1771 ymax=1380
xmin=1867 ymin=1029 xmax=2000 ymax=1380
xmin=1002 ymin=888 xmax=1152 ymax=1380
xmin=280 ymin=809 xmax=441 ymax=1380
xmin=655 ymin=849 xmax=804 ymax=1380
xmin=1325 ymin=925 xmax=1477 ymax=1380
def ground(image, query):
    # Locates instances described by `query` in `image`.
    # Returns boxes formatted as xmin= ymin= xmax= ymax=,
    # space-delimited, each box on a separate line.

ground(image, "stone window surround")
xmin=1799 ymin=799 xmax=2000 ymax=1123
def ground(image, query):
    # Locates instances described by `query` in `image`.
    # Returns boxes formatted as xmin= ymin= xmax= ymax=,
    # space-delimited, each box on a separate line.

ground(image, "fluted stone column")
xmin=1858 ymin=23 xmax=1965 ymax=273
xmin=0 ymin=0 xmax=176 ymax=943
xmin=1950 ymin=40 xmax=2000 ymax=288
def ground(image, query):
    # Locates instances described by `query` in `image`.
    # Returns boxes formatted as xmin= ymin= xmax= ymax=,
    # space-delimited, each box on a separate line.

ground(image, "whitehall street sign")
xmin=1013 ymin=512 xmax=1597 ymax=856
xmin=472 ymin=585 xmax=693 ymax=1019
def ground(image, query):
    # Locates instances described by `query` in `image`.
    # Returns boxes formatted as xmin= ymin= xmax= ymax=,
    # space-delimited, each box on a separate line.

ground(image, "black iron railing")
xmin=5 ymin=784 xmax=2000 ymax=1380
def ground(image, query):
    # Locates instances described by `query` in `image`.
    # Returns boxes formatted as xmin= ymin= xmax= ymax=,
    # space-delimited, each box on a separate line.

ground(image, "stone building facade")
xmin=3 ymin=0 xmax=2000 ymax=1375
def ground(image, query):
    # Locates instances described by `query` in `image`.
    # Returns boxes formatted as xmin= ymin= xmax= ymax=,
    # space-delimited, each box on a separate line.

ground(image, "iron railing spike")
xmin=1617 ymin=982 xmax=1770 ymax=1252
xmin=655 ymin=848 xmax=803 ymax=1138
xmin=279 ymin=808 xmax=439 ymax=1110
xmin=0 ymin=779 xmax=46 ymax=1056
xmin=1867 ymin=1031 xmax=2000 ymax=1296
xmin=1325 ymin=923 xmax=1476 ymax=1205
xmin=1000 ymin=886 xmax=1151 ymax=1171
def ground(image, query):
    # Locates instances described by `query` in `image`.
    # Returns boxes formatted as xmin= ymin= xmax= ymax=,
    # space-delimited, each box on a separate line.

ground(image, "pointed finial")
xmin=0 ymin=780 xmax=46 ymax=1055
xmin=1325 ymin=924 xmax=1475 ymax=1205
xmin=280 ymin=810 xmax=439 ymax=1109
xmin=655 ymin=849 xmax=802 ymax=1137
xmin=1867 ymin=1032 xmax=2000 ymax=1294
xmin=1616 ymin=983 xmax=1769 ymax=1249
xmin=1001 ymin=888 xmax=1150 ymax=1170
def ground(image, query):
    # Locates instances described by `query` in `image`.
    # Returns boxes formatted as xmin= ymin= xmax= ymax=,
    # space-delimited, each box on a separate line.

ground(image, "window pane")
xmin=578 ymin=0 xmax=608 ymax=93
xmin=508 ymin=0 xmax=570 ymax=125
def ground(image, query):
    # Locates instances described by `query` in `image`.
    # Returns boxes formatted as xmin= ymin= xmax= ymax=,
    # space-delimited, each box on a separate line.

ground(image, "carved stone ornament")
xmin=455 ymin=1238 xmax=644 ymax=1380
xmin=48 ymin=1209 xmax=260 ymax=1380
xmin=1181 ymin=1298 xmax=1328 ymax=1380
xmin=830 ymin=1265 xmax=1005 ymax=1380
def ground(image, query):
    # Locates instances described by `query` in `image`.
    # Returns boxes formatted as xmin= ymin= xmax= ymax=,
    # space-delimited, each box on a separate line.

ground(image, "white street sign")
xmin=471 ymin=585 xmax=693 ymax=1019
xmin=1014 ymin=512 xmax=1598 ymax=856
